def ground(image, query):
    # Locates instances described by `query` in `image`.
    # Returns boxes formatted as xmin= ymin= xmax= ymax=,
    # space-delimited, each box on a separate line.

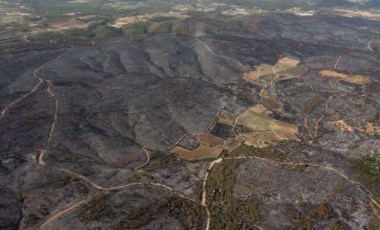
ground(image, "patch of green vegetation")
xmin=369 ymin=215 xmax=380 ymax=230
xmin=93 ymin=23 xmax=121 ymax=38
xmin=263 ymin=96 xmax=281 ymax=111
xmin=278 ymin=66 xmax=309 ymax=77
xmin=188 ymin=157 xmax=217 ymax=163
xmin=28 ymin=21 xmax=121 ymax=44
xmin=368 ymin=200 xmax=380 ymax=230
xmin=115 ymin=196 xmax=205 ymax=229
xmin=307 ymin=202 xmax=333 ymax=220
xmin=228 ymin=143 xmax=289 ymax=161
xmin=147 ymin=21 xmax=173 ymax=34
xmin=122 ymin=21 xmax=152 ymax=35
xmin=207 ymin=159 xmax=260 ymax=229
xmin=23 ymin=0 xmax=105 ymax=19
xmin=228 ymin=143 xmax=255 ymax=157
xmin=207 ymin=159 xmax=242 ymax=202
xmin=80 ymin=195 xmax=106 ymax=221
xmin=144 ymin=153 xmax=179 ymax=172
xmin=352 ymin=151 xmax=380 ymax=191
xmin=28 ymin=29 xmax=92 ymax=44
xmin=292 ymin=213 xmax=314 ymax=230
xmin=211 ymin=200 xmax=260 ymax=229
xmin=331 ymin=221 xmax=346 ymax=230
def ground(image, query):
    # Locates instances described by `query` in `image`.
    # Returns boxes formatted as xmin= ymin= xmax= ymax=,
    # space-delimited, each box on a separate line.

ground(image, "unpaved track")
xmin=39 ymin=198 xmax=90 ymax=230
xmin=37 ymin=139 xmax=197 ymax=229
xmin=201 ymin=158 xmax=223 ymax=230
xmin=134 ymin=148 xmax=151 ymax=172
xmin=38 ymin=81 xmax=59 ymax=166
xmin=333 ymin=55 xmax=341 ymax=69
xmin=0 ymin=48 xmax=71 ymax=119
xmin=38 ymin=165 xmax=197 ymax=229
xmin=206 ymin=95 xmax=224 ymax=132
xmin=368 ymin=40 xmax=374 ymax=52
xmin=195 ymin=37 xmax=245 ymax=70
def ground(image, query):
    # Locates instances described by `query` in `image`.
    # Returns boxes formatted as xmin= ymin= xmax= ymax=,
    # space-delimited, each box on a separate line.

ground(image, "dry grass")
xmin=242 ymin=132 xmax=279 ymax=148
xmin=271 ymin=120 xmax=299 ymax=140
xmin=360 ymin=122 xmax=380 ymax=135
xmin=223 ymin=136 xmax=245 ymax=151
xmin=333 ymin=9 xmax=380 ymax=20
xmin=110 ymin=12 xmax=188 ymax=28
xmin=170 ymin=144 xmax=223 ymax=160
xmin=243 ymin=56 xmax=308 ymax=85
xmin=249 ymin=104 xmax=272 ymax=115
xmin=274 ymin=56 xmax=300 ymax=72
xmin=236 ymin=110 xmax=272 ymax=131
xmin=320 ymin=70 xmax=371 ymax=85
xmin=330 ymin=120 xmax=353 ymax=132
xmin=243 ymin=63 xmax=274 ymax=84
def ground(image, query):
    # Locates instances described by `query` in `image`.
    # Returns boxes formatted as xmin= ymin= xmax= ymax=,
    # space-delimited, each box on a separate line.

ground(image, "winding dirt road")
xmin=1 ymin=48 xmax=71 ymax=119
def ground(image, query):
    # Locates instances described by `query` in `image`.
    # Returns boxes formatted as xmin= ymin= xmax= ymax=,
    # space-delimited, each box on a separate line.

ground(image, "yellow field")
xmin=320 ymin=70 xmax=371 ymax=85
xmin=110 ymin=12 xmax=188 ymax=28
xmin=170 ymin=145 xmax=223 ymax=160
xmin=274 ymin=56 xmax=300 ymax=72
xmin=236 ymin=108 xmax=299 ymax=148
xmin=243 ymin=64 xmax=274 ymax=84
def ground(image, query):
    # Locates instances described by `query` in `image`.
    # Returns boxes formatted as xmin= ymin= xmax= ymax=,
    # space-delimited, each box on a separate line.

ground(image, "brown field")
xmin=249 ymin=104 xmax=272 ymax=115
xmin=217 ymin=113 xmax=235 ymax=126
xmin=330 ymin=120 xmax=353 ymax=132
xmin=320 ymin=70 xmax=371 ymax=85
xmin=196 ymin=133 xmax=224 ymax=147
xmin=170 ymin=144 xmax=223 ymax=160
xmin=243 ymin=56 xmax=307 ymax=85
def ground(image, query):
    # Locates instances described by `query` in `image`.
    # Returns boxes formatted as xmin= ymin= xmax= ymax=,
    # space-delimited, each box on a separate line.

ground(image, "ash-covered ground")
xmin=1 ymin=13 xmax=380 ymax=229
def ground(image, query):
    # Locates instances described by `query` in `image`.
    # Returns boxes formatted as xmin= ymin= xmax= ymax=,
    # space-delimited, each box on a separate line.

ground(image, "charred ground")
xmin=1 ymin=12 xmax=380 ymax=230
